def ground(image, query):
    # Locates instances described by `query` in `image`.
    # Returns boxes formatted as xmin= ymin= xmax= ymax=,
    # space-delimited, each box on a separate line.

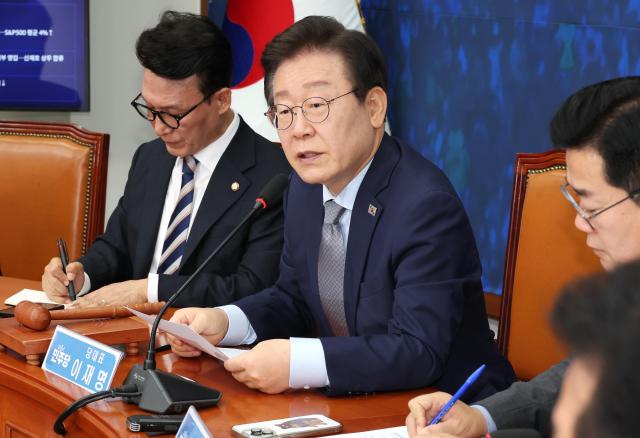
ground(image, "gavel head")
xmin=14 ymin=301 xmax=51 ymax=331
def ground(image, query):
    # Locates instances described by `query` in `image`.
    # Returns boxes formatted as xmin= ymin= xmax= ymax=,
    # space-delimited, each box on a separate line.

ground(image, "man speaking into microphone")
xmin=167 ymin=16 xmax=514 ymax=397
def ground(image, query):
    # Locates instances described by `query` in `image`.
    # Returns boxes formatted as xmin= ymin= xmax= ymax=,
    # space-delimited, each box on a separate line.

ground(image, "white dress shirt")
xmin=80 ymin=112 xmax=240 ymax=297
xmin=218 ymin=160 xmax=372 ymax=390
xmin=472 ymin=405 xmax=497 ymax=433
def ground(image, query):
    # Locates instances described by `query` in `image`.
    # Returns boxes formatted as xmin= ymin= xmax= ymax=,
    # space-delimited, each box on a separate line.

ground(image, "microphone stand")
xmin=122 ymin=200 xmax=266 ymax=413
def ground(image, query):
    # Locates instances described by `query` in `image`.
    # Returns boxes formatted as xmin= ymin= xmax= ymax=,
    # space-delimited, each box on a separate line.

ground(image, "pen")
xmin=429 ymin=364 xmax=486 ymax=425
xmin=57 ymin=238 xmax=77 ymax=301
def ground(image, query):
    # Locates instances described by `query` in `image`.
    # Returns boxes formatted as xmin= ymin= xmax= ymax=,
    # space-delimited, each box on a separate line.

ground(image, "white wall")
xmin=0 ymin=0 xmax=199 ymax=219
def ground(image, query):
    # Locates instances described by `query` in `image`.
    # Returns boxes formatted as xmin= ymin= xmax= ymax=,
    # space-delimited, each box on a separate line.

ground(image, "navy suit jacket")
xmin=80 ymin=118 xmax=291 ymax=307
xmin=235 ymin=134 xmax=515 ymax=397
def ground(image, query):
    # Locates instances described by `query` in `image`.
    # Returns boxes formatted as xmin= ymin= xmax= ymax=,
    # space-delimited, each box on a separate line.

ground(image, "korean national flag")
xmin=209 ymin=0 xmax=365 ymax=141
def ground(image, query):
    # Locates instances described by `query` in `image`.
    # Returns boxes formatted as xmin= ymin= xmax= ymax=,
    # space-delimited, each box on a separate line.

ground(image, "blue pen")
xmin=429 ymin=364 xmax=486 ymax=425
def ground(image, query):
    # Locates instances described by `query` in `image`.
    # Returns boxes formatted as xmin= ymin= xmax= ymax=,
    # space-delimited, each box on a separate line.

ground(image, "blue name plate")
xmin=42 ymin=325 xmax=124 ymax=393
xmin=176 ymin=405 xmax=212 ymax=438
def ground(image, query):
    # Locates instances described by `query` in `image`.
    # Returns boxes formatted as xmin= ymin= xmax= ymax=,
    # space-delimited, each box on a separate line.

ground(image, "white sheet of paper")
xmin=328 ymin=426 xmax=408 ymax=438
xmin=4 ymin=288 xmax=59 ymax=306
xmin=125 ymin=307 xmax=246 ymax=361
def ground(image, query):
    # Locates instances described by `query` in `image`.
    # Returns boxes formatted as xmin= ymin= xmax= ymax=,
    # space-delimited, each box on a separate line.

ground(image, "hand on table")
xmin=70 ymin=279 xmax=148 ymax=307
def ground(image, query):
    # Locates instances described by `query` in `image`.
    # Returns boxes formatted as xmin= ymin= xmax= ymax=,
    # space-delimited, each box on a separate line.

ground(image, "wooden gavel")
xmin=14 ymin=301 xmax=166 ymax=331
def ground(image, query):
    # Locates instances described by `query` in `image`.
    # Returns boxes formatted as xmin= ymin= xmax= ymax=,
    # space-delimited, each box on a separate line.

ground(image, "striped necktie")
xmin=158 ymin=155 xmax=197 ymax=274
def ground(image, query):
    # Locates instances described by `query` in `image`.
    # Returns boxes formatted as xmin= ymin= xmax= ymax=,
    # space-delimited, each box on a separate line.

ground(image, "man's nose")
xmin=574 ymin=212 xmax=594 ymax=233
xmin=151 ymin=117 xmax=173 ymax=136
xmin=289 ymin=109 xmax=313 ymax=137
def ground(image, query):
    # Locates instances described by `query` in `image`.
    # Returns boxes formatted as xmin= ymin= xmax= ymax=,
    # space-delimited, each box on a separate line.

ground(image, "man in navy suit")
xmin=167 ymin=16 xmax=514 ymax=396
xmin=405 ymin=77 xmax=640 ymax=438
xmin=41 ymin=11 xmax=290 ymax=308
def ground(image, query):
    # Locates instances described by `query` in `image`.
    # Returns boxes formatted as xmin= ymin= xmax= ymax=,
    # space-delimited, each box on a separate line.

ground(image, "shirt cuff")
xmin=289 ymin=337 xmax=330 ymax=389
xmin=78 ymin=272 xmax=91 ymax=296
xmin=218 ymin=305 xmax=257 ymax=346
xmin=147 ymin=273 xmax=159 ymax=303
xmin=471 ymin=405 xmax=497 ymax=433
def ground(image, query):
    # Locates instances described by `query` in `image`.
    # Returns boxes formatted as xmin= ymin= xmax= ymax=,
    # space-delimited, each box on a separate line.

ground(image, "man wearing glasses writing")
xmin=406 ymin=76 xmax=640 ymax=438
xmin=166 ymin=16 xmax=515 ymax=397
xmin=42 ymin=11 xmax=290 ymax=308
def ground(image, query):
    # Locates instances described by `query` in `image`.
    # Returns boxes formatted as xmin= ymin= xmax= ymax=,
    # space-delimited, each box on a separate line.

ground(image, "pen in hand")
xmin=56 ymin=238 xmax=77 ymax=301
xmin=429 ymin=364 xmax=486 ymax=425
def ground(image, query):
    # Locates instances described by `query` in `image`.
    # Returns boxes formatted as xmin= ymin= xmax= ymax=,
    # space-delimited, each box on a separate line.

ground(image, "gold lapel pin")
xmin=368 ymin=204 xmax=377 ymax=216
xmin=231 ymin=182 xmax=240 ymax=192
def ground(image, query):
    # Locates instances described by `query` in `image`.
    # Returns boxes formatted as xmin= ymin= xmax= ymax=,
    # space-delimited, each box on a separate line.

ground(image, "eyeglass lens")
xmin=269 ymin=97 xmax=330 ymax=129
xmin=132 ymin=99 xmax=181 ymax=129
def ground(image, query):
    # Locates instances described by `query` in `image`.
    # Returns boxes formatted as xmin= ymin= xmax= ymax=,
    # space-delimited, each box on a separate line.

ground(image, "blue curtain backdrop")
xmin=360 ymin=0 xmax=640 ymax=294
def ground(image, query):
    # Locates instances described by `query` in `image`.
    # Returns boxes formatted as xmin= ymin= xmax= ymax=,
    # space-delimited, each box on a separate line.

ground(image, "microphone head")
xmin=487 ymin=429 xmax=543 ymax=438
xmin=255 ymin=173 xmax=289 ymax=209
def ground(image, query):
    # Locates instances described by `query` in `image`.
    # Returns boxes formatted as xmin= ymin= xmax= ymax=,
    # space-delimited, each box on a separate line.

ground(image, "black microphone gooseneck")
xmin=121 ymin=173 xmax=289 ymax=414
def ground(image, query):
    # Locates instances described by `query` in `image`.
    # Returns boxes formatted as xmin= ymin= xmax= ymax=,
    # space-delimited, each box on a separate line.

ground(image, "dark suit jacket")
xmin=478 ymin=360 xmax=568 ymax=438
xmin=80 ymin=118 xmax=291 ymax=307
xmin=235 ymin=134 xmax=515 ymax=397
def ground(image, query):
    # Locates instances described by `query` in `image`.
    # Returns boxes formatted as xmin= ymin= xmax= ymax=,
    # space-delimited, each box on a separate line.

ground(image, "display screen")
xmin=0 ymin=0 xmax=89 ymax=111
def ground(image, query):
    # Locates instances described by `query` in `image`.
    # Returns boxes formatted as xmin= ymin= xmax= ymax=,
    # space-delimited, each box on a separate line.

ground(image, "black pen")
xmin=57 ymin=238 xmax=77 ymax=301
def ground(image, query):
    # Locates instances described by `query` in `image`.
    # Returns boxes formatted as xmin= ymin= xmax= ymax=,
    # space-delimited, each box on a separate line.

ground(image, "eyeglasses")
xmin=264 ymin=89 xmax=357 ymax=130
xmin=130 ymin=92 xmax=212 ymax=129
xmin=560 ymin=182 xmax=640 ymax=229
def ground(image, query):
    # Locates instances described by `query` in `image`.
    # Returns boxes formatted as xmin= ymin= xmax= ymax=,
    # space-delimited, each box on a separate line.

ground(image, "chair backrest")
xmin=0 ymin=121 xmax=109 ymax=280
xmin=498 ymin=150 xmax=602 ymax=381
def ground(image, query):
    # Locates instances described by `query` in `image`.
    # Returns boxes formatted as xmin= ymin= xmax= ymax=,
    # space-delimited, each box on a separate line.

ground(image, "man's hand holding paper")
xmin=127 ymin=307 xmax=243 ymax=362
xmin=167 ymin=307 xmax=230 ymax=356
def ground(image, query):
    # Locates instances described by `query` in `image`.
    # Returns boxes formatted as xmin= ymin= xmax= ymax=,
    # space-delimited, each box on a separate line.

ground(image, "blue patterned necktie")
xmin=158 ymin=155 xmax=197 ymax=274
xmin=318 ymin=199 xmax=349 ymax=336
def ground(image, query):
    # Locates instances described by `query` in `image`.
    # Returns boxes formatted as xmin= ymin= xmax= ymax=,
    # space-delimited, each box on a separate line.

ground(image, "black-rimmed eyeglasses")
xmin=264 ymin=89 xmax=357 ymax=130
xmin=130 ymin=92 xmax=213 ymax=129
xmin=560 ymin=182 xmax=640 ymax=230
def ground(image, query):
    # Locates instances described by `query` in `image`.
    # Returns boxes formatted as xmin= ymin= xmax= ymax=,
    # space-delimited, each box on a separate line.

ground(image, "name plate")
xmin=176 ymin=405 xmax=212 ymax=438
xmin=42 ymin=325 xmax=124 ymax=393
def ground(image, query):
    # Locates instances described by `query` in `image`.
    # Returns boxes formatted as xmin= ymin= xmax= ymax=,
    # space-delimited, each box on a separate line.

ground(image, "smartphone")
xmin=231 ymin=414 xmax=342 ymax=437
xmin=126 ymin=414 xmax=185 ymax=433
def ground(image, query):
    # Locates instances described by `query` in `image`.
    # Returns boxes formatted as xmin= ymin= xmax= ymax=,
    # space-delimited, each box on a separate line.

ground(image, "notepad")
xmin=4 ymin=289 xmax=59 ymax=306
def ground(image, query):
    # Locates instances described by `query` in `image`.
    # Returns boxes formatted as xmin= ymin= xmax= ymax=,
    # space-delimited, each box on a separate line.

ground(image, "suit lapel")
xmin=136 ymin=149 xmax=175 ymax=273
xmin=181 ymin=119 xmax=256 ymax=264
xmin=343 ymin=135 xmax=400 ymax=334
xmin=304 ymin=184 xmax=329 ymax=332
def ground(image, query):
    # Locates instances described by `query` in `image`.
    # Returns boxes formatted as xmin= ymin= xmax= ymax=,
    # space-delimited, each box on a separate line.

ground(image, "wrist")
xmin=470 ymin=405 xmax=491 ymax=435
xmin=213 ymin=308 xmax=230 ymax=339
xmin=139 ymin=278 xmax=149 ymax=302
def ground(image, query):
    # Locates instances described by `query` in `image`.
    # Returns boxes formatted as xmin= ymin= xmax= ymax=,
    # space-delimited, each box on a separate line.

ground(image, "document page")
xmin=4 ymin=288 xmax=59 ymax=306
xmin=329 ymin=426 xmax=408 ymax=437
xmin=126 ymin=307 xmax=246 ymax=361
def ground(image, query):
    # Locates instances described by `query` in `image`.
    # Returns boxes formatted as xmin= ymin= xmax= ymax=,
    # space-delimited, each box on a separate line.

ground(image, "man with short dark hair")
xmin=42 ymin=11 xmax=290 ymax=308
xmin=550 ymin=262 xmax=640 ymax=438
xmin=167 ymin=16 xmax=514 ymax=397
xmin=406 ymin=76 xmax=640 ymax=438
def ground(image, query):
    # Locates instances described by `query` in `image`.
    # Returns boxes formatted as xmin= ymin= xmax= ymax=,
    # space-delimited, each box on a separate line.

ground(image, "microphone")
xmin=486 ymin=429 xmax=543 ymax=438
xmin=122 ymin=173 xmax=289 ymax=414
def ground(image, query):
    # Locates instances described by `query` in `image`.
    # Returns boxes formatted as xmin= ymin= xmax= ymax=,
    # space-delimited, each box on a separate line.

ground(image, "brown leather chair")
xmin=0 ymin=121 xmax=109 ymax=281
xmin=497 ymin=150 xmax=602 ymax=381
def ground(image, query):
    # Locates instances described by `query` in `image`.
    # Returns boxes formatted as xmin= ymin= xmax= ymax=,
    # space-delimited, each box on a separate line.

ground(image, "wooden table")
xmin=0 ymin=277 xmax=427 ymax=437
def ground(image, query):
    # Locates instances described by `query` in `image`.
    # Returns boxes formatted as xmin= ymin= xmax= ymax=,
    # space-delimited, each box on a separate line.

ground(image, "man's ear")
xmin=365 ymin=86 xmax=387 ymax=129
xmin=214 ymin=87 xmax=232 ymax=114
